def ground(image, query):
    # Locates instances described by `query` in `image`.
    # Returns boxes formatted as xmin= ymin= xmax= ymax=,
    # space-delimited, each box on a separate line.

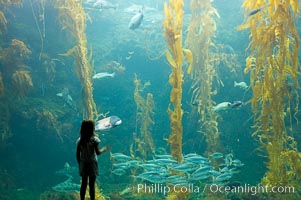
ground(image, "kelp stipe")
xmin=185 ymin=0 xmax=222 ymax=156
xmin=163 ymin=0 xmax=192 ymax=199
xmin=238 ymin=0 xmax=301 ymax=193
xmin=56 ymin=0 xmax=97 ymax=120
xmin=132 ymin=74 xmax=155 ymax=160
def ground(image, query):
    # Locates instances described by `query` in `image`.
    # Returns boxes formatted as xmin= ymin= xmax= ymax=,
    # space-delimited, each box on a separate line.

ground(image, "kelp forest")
xmin=0 ymin=0 xmax=301 ymax=200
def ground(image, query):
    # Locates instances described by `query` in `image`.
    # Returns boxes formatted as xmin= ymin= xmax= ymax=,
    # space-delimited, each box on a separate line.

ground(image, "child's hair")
xmin=79 ymin=120 xmax=95 ymax=145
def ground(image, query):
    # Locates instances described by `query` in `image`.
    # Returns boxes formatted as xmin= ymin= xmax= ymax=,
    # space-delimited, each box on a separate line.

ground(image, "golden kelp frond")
xmin=244 ymin=56 xmax=256 ymax=74
xmin=185 ymin=0 xmax=223 ymax=154
xmin=132 ymin=74 xmax=155 ymax=160
xmin=36 ymin=108 xmax=62 ymax=141
xmin=163 ymin=0 xmax=185 ymax=163
xmin=12 ymin=70 xmax=33 ymax=97
xmin=56 ymin=0 xmax=97 ymax=120
xmin=10 ymin=39 xmax=32 ymax=60
xmin=208 ymin=44 xmax=241 ymax=76
xmin=163 ymin=0 xmax=185 ymax=65
xmin=58 ymin=45 xmax=78 ymax=57
xmin=166 ymin=50 xmax=177 ymax=68
xmin=239 ymin=0 xmax=301 ymax=189
xmin=94 ymin=183 xmax=106 ymax=200
xmin=0 ymin=39 xmax=31 ymax=73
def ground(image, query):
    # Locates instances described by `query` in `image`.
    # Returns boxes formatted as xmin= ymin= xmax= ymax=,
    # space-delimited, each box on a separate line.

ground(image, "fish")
xmin=184 ymin=155 xmax=210 ymax=164
xmin=154 ymin=154 xmax=174 ymax=159
xmin=56 ymin=87 xmax=77 ymax=111
xmin=229 ymin=167 xmax=241 ymax=174
xmin=229 ymin=101 xmax=244 ymax=109
xmin=224 ymin=153 xmax=233 ymax=167
xmin=126 ymin=160 xmax=142 ymax=168
xmin=189 ymin=172 xmax=211 ymax=181
xmin=232 ymin=159 xmax=245 ymax=168
xmin=112 ymin=168 xmax=126 ymax=176
xmin=93 ymin=0 xmax=118 ymax=10
xmin=171 ymin=162 xmax=198 ymax=173
xmin=113 ymin=162 xmax=131 ymax=170
xmin=214 ymin=173 xmax=232 ymax=182
xmin=209 ymin=169 xmax=221 ymax=177
xmin=139 ymin=163 xmax=162 ymax=171
xmin=128 ymin=11 xmax=143 ymax=30
xmin=210 ymin=152 xmax=223 ymax=159
xmin=111 ymin=153 xmax=132 ymax=162
xmin=220 ymin=167 xmax=229 ymax=173
xmin=169 ymin=180 xmax=189 ymax=187
xmin=192 ymin=166 xmax=213 ymax=176
xmin=154 ymin=158 xmax=178 ymax=166
xmin=247 ymin=5 xmax=269 ymax=17
xmin=234 ymin=81 xmax=249 ymax=90
xmin=92 ymin=72 xmax=115 ymax=79
xmin=137 ymin=173 xmax=166 ymax=183
xmin=167 ymin=175 xmax=186 ymax=183
xmin=212 ymin=102 xmax=231 ymax=112
xmin=247 ymin=7 xmax=263 ymax=16
xmin=158 ymin=167 xmax=170 ymax=176
xmin=95 ymin=116 xmax=122 ymax=131
xmin=184 ymin=153 xmax=199 ymax=158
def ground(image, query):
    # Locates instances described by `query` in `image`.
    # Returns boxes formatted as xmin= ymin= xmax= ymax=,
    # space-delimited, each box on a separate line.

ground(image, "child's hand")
xmin=101 ymin=145 xmax=110 ymax=153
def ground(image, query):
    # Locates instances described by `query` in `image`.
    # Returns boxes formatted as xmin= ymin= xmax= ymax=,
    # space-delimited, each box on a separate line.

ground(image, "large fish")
xmin=95 ymin=116 xmax=122 ymax=131
xmin=92 ymin=72 xmax=115 ymax=79
xmin=212 ymin=102 xmax=231 ymax=112
xmin=93 ymin=0 xmax=118 ymax=10
xmin=234 ymin=81 xmax=249 ymax=90
xmin=56 ymin=87 xmax=77 ymax=111
xmin=128 ymin=11 xmax=143 ymax=30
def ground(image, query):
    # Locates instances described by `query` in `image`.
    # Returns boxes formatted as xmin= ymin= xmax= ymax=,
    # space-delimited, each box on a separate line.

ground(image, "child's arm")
xmin=95 ymin=145 xmax=110 ymax=155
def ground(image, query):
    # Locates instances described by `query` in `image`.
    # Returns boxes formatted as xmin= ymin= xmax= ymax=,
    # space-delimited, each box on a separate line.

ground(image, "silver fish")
xmin=128 ymin=11 xmax=143 ymax=30
xmin=56 ymin=87 xmax=77 ymax=111
xmin=112 ymin=168 xmax=126 ymax=176
xmin=171 ymin=162 xmax=198 ymax=173
xmin=214 ymin=173 xmax=232 ymax=182
xmin=111 ymin=153 xmax=132 ymax=162
xmin=210 ymin=152 xmax=223 ymax=159
xmin=93 ymin=0 xmax=117 ymax=10
xmin=213 ymin=102 xmax=231 ymax=112
xmin=234 ymin=81 xmax=249 ymax=90
xmin=189 ymin=172 xmax=211 ymax=181
xmin=92 ymin=72 xmax=115 ymax=79
xmin=184 ymin=155 xmax=210 ymax=164
xmin=113 ymin=162 xmax=131 ymax=170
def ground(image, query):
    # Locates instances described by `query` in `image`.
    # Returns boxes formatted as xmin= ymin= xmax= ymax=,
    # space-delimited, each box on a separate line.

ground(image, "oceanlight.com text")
xmin=208 ymin=184 xmax=295 ymax=195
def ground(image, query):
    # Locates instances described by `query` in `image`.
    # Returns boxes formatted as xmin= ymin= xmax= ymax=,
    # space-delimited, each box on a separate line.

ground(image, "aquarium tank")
xmin=0 ymin=0 xmax=301 ymax=199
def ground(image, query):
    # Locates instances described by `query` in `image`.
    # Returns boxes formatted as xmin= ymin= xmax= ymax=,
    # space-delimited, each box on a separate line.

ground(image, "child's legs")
xmin=80 ymin=176 xmax=88 ymax=200
xmin=89 ymin=175 xmax=96 ymax=200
